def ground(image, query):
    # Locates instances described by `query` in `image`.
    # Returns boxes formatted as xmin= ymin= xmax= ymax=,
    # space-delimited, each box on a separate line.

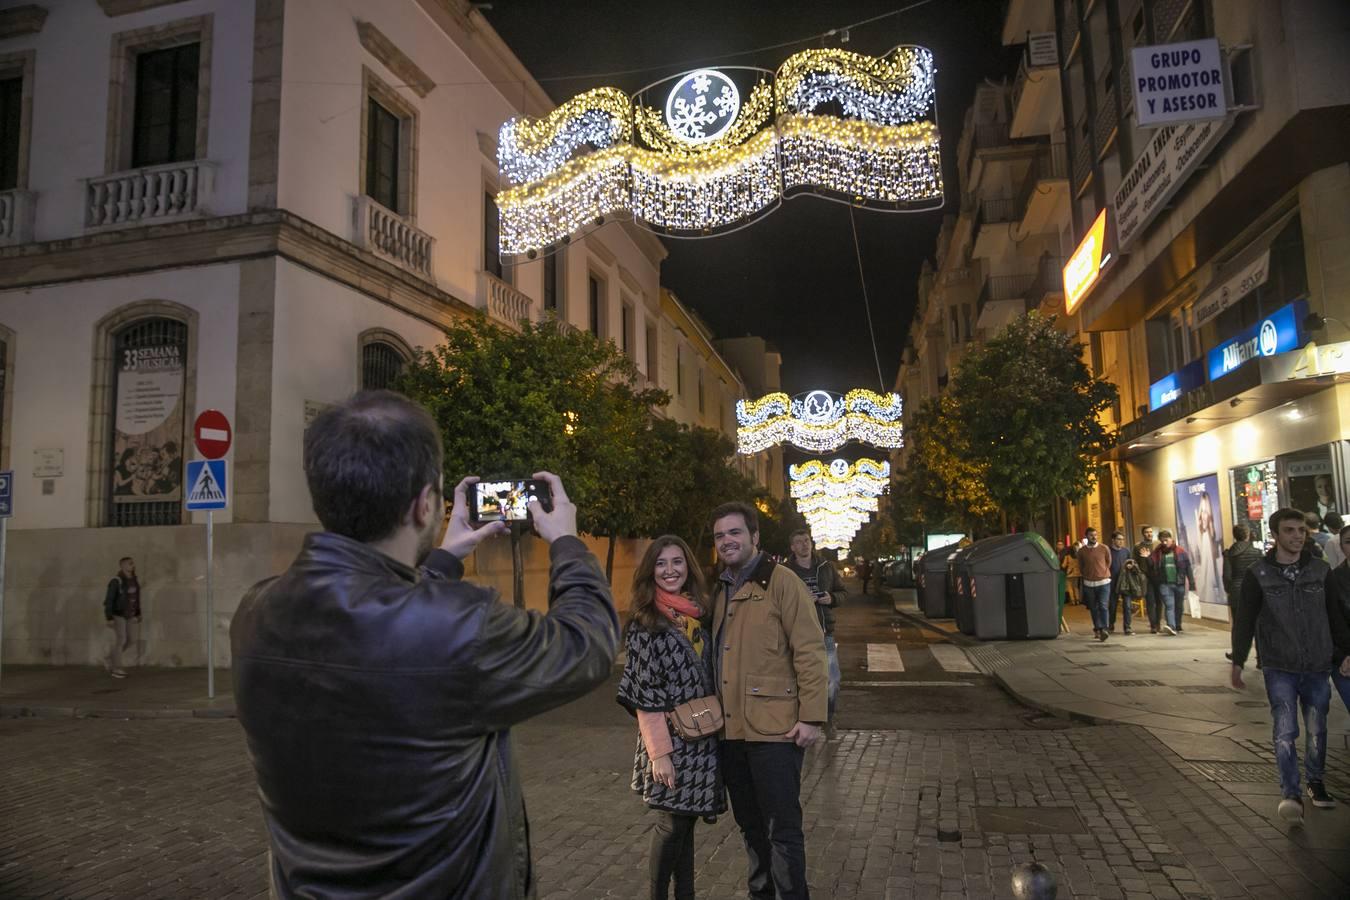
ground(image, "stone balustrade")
xmin=84 ymin=160 xmax=215 ymax=230
xmin=0 ymin=189 xmax=36 ymax=245
xmin=478 ymin=270 xmax=533 ymax=330
xmin=353 ymin=195 xmax=434 ymax=278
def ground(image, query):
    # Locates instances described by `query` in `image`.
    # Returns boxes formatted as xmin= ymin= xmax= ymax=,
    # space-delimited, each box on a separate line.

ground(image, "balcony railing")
xmin=971 ymin=121 xmax=1012 ymax=153
xmin=84 ymin=160 xmax=216 ymax=230
xmin=1028 ymin=253 xmax=1066 ymax=307
xmin=1014 ymin=141 xmax=1068 ymax=218
xmin=478 ymin=270 xmax=533 ymax=330
xmin=976 ymin=271 xmax=1038 ymax=316
xmin=975 ymin=196 xmax=1017 ymax=236
xmin=354 ymin=195 xmax=434 ymax=278
xmin=0 ymin=189 xmax=36 ymax=245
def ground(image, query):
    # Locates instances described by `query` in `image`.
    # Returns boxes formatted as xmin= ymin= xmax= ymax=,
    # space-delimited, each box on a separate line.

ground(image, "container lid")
xmin=965 ymin=532 xmax=1058 ymax=570
xmin=921 ymin=542 xmax=964 ymax=569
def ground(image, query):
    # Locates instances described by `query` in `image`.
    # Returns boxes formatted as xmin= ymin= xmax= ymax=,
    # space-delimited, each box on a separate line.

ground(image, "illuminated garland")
xmin=789 ymin=457 xmax=890 ymax=499
xmin=796 ymin=493 xmax=879 ymax=516
xmin=495 ymin=46 xmax=942 ymax=256
xmin=736 ymin=389 xmax=903 ymax=454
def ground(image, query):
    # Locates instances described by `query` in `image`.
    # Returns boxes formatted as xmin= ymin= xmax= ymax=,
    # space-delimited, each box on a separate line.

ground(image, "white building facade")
xmin=0 ymin=0 xmax=770 ymax=666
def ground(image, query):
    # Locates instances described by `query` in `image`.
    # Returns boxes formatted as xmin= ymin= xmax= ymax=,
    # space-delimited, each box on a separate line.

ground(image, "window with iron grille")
xmin=362 ymin=340 xmax=407 ymax=391
xmin=366 ymin=98 xmax=401 ymax=213
xmin=109 ymin=318 xmax=189 ymax=527
xmin=131 ymin=43 xmax=199 ymax=169
xmin=0 ymin=76 xmax=20 ymax=191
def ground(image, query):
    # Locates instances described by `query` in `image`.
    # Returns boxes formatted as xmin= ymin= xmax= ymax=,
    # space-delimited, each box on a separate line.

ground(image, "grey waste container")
xmin=919 ymin=543 xmax=962 ymax=618
xmin=965 ymin=533 xmax=1059 ymax=639
xmin=950 ymin=544 xmax=979 ymax=635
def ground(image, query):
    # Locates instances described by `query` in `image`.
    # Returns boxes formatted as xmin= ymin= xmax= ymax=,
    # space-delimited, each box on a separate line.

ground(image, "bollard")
xmin=1010 ymin=862 xmax=1057 ymax=899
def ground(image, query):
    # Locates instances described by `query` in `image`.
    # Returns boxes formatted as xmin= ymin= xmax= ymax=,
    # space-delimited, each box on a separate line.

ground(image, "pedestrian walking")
xmin=859 ymin=558 xmax=873 ymax=595
xmin=1231 ymin=507 xmax=1350 ymax=822
xmin=1149 ymin=530 xmax=1194 ymax=635
xmin=1062 ymin=545 xmax=1081 ymax=606
xmin=1333 ymin=524 xmax=1350 ymax=717
xmin=1078 ymin=528 xmax=1113 ymax=641
xmin=1322 ymin=512 xmax=1345 ymax=568
xmin=1133 ymin=526 xmax=1161 ymax=632
xmin=785 ymin=529 xmax=846 ymax=727
xmin=617 ymin=535 xmax=725 ymax=900
xmin=1222 ymin=525 xmax=1263 ymax=609
xmin=1116 ymin=557 xmax=1148 ymax=628
xmin=1107 ymin=530 xmax=1132 ymax=634
xmin=1305 ymin=511 xmax=1330 ymax=560
xmin=103 ymin=556 xmax=142 ymax=678
xmin=710 ymin=501 xmax=827 ymax=900
xmin=230 ymin=391 xmax=619 ymax=899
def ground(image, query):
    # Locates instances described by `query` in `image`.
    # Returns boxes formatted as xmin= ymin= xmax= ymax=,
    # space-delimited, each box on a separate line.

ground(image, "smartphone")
xmin=469 ymin=478 xmax=552 ymax=523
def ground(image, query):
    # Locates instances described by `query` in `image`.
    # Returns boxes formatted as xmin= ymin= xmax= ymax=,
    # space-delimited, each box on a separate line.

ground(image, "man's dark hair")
xmin=1232 ymin=525 xmax=1250 ymax=542
xmin=788 ymin=528 xmax=811 ymax=542
xmin=1304 ymin=510 xmax=1322 ymax=530
xmin=304 ymin=390 xmax=443 ymax=542
xmin=118 ymin=556 xmax=133 ymax=565
xmin=1340 ymin=524 xmax=1350 ymax=542
xmin=1110 ymin=530 xmax=1125 ymax=540
xmin=1140 ymin=525 xmax=1153 ymax=536
xmin=1271 ymin=508 xmax=1308 ymax=536
xmin=1326 ymin=512 xmax=1344 ymax=531
xmin=1157 ymin=529 xmax=1173 ymax=540
xmin=711 ymin=501 xmax=759 ymax=535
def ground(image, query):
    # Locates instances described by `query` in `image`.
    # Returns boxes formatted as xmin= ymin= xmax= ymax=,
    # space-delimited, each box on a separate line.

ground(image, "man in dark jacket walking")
xmin=103 ymin=556 xmax=142 ymax=678
xmin=1222 ymin=525 xmax=1263 ymax=609
xmin=1232 ymin=508 xmax=1350 ymax=823
xmin=786 ymin=529 xmax=846 ymax=724
xmin=231 ymin=391 xmax=619 ymax=900
xmin=1133 ymin=526 xmax=1160 ymax=632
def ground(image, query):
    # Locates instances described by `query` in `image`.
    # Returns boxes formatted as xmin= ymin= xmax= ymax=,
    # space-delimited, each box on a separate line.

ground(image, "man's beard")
xmin=414 ymin=516 xmax=438 ymax=566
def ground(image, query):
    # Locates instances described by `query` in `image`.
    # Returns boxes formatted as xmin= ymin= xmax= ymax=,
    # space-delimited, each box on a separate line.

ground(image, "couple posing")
xmin=619 ymin=503 xmax=830 ymax=900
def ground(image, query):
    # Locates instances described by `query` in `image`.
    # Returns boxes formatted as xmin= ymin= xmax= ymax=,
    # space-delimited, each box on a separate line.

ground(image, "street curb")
xmin=2 ymin=704 xmax=236 ymax=720
xmin=989 ymin=671 xmax=1108 ymax=726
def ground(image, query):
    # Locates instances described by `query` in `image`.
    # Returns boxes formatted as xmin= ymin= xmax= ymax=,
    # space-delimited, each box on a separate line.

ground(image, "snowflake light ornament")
xmin=664 ymin=69 xmax=741 ymax=144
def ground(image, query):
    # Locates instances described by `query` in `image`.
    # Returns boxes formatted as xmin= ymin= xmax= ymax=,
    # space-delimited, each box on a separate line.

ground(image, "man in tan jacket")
xmin=710 ymin=501 xmax=828 ymax=900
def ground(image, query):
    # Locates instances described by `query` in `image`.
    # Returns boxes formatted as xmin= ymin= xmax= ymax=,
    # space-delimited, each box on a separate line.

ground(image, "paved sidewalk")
xmin=0 ymin=665 xmax=235 ymax=718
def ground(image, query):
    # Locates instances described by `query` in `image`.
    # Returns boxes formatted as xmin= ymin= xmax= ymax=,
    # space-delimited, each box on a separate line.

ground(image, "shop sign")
xmin=1287 ymin=460 xmax=1331 ymax=477
xmin=1261 ymin=340 xmax=1350 ymax=382
xmin=1149 ymin=359 xmax=1205 ymax=411
xmin=1206 ymin=300 xmax=1306 ymax=382
xmin=1063 ymin=209 xmax=1110 ymax=315
xmin=1131 ymin=38 xmax=1227 ymax=128
xmin=1027 ymin=33 xmax=1058 ymax=68
xmin=1192 ymin=249 xmax=1270 ymax=327
xmin=1113 ymin=114 xmax=1233 ymax=251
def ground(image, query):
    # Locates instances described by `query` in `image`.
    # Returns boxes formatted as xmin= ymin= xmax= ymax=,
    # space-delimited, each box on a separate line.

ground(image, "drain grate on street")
xmin=1108 ymin=679 xmax=1166 ymax=687
xmin=1175 ymin=685 xmax=1233 ymax=694
xmin=975 ymin=806 xmax=1085 ymax=834
xmin=1189 ymin=761 xmax=1275 ymax=783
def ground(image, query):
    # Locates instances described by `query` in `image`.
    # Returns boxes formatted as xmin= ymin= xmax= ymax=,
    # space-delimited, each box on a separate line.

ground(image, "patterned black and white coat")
xmin=616 ymin=621 xmax=727 ymax=817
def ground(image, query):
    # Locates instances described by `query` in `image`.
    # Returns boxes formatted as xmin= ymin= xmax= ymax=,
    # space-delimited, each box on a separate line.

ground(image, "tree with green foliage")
xmin=949 ymin=313 xmax=1117 ymax=530
xmin=889 ymin=394 xmax=1000 ymax=536
xmin=397 ymin=317 xmax=667 ymax=600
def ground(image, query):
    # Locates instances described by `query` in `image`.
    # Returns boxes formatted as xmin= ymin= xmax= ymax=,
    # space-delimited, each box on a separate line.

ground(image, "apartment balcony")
xmin=478 ymin=270 xmax=533 ymax=331
xmin=354 ymin=195 xmax=434 ymax=279
xmin=975 ymin=270 xmax=1037 ymax=332
xmin=972 ymin=196 xmax=1017 ymax=259
xmin=1014 ymin=141 xmax=1069 ymax=236
xmin=84 ymin=160 xmax=216 ymax=231
xmin=1028 ymin=252 xmax=1066 ymax=316
xmin=0 ymin=189 xmax=36 ymax=246
xmin=1011 ymin=52 xmax=1062 ymax=138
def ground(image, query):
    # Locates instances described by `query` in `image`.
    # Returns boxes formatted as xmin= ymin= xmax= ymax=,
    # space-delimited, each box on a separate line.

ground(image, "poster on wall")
xmin=1286 ymin=456 xmax=1337 ymax=520
xmin=1173 ymin=473 xmax=1226 ymax=606
xmin=112 ymin=344 xmax=185 ymax=504
xmin=1230 ymin=461 xmax=1278 ymax=547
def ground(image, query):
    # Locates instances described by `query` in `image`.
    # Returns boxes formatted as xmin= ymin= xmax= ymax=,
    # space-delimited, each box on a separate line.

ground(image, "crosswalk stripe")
xmin=866 ymin=643 xmax=905 ymax=672
xmin=929 ymin=643 xmax=979 ymax=673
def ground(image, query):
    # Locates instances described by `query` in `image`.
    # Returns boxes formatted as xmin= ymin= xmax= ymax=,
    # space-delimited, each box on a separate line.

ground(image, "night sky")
xmin=483 ymin=0 xmax=1017 ymax=396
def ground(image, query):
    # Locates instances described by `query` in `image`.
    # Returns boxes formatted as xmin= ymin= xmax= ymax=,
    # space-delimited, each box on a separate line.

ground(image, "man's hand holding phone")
xmin=441 ymin=476 xmax=508 ymax=560
xmin=527 ymin=471 xmax=576 ymax=544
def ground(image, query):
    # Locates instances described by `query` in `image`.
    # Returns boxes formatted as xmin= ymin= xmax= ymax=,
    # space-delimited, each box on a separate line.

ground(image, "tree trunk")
xmin=605 ymin=533 xmax=617 ymax=585
xmin=511 ymin=525 xmax=525 ymax=609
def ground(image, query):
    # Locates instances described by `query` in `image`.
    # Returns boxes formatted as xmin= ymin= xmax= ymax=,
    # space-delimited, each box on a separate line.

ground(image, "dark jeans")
xmin=1108 ymin=589 xmax=1134 ymax=631
xmin=1145 ymin=582 xmax=1161 ymax=630
xmin=1156 ymin=583 xmax=1185 ymax=631
xmin=1263 ymin=669 xmax=1330 ymax=799
xmin=1334 ymin=669 xmax=1350 ymax=717
xmin=1082 ymin=582 xmax=1111 ymax=631
xmin=649 ymin=811 xmax=697 ymax=900
xmin=722 ymin=740 xmax=809 ymax=900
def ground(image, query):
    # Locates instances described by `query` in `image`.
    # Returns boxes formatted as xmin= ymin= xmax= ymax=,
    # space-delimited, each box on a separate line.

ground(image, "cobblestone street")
xmin=3 ymin=593 xmax=1348 ymax=899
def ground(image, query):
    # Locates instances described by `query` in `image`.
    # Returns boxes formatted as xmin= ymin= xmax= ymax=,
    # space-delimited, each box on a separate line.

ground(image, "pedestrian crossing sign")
xmin=185 ymin=459 xmax=228 ymax=510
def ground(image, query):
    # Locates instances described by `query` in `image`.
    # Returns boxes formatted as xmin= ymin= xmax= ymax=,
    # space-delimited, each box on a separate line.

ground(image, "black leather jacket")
xmin=230 ymin=532 xmax=619 ymax=899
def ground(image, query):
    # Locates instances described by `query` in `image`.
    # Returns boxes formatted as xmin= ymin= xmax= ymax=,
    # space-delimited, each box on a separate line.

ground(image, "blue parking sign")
xmin=0 ymin=470 xmax=11 ymax=518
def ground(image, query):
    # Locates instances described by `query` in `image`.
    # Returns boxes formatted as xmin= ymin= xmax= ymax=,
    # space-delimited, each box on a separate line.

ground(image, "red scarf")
xmin=655 ymin=587 xmax=702 ymax=622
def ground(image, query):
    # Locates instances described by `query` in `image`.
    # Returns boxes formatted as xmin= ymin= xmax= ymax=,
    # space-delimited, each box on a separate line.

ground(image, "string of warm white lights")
xmin=736 ymin=390 xmax=903 ymax=454
xmin=789 ymin=457 xmax=890 ymax=499
xmin=495 ymin=46 xmax=942 ymax=257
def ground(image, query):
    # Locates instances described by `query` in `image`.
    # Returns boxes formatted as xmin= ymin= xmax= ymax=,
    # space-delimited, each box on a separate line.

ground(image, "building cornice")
xmin=96 ymin=0 xmax=187 ymax=16
xmin=0 ymin=210 xmax=476 ymax=331
xmin=0 ymin=4 xmax=47 ymax=38
xmin=356 ymin=19 xmax=436 ymax=98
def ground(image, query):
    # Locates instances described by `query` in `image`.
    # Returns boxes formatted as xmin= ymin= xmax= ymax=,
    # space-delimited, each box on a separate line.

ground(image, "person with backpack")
xmin=103 ymin=556 xmax=143 ymax=678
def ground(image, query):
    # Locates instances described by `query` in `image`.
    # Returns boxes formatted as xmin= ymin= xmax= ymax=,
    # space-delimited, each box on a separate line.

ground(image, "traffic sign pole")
xmin=207 ymin=509 xmax=214 ymax=699
xmin=189 ymin=411 xmax=231 ymax=701
xmin=0 ymin=518 xmax=7 ymax=693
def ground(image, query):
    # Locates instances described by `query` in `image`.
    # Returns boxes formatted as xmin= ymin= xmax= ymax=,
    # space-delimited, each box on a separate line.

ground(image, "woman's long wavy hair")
xmin=626 ymin=534 xmax=708 ymax=634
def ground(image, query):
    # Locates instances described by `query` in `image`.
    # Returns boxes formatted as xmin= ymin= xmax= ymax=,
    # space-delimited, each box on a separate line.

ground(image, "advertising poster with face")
xmin=112 ymin=343 xmax=185 ymax=504
xmin=1173 ymin=474 xmax=1226 ymax=605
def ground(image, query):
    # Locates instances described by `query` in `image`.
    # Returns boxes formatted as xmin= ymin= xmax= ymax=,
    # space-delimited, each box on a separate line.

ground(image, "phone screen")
xmin=473 ymin=479 xmax=545 ymax=523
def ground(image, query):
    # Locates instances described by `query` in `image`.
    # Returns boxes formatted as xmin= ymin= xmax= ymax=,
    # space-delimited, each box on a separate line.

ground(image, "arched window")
xmin=359 ymin=330 xmax=412 ymax=391
xmin=108 ymin=317 xmax=190 ymax=527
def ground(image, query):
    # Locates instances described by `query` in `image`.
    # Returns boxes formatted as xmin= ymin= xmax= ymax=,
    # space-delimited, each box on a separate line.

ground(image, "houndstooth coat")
xmin=616 ymin=623 xmax=727 ymax=817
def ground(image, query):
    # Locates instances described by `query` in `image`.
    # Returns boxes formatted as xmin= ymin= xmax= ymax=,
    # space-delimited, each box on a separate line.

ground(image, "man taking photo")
xmin=231 ymin=390 xmax=619 ymax=899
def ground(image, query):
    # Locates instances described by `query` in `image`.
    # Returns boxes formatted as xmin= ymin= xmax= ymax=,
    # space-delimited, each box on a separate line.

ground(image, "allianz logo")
xmin=1220 ymin=318 xmax=1279 ymax=374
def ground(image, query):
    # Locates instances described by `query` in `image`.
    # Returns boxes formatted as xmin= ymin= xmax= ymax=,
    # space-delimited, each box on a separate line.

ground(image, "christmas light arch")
xmin=496 ymin=46 xmax=942 ymax=258
xmin=736 ymin=389 xmax=902 ymax=455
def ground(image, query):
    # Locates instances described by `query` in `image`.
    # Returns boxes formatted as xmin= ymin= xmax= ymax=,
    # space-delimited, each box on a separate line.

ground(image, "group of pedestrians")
xmin=228 ymin=390 xmax=833 ymax=900
xmin=1062 ymin=524 xmax=1195 ymax=639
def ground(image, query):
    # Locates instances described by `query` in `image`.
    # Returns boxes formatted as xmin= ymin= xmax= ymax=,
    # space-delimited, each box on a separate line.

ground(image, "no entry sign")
xmin=193 ymin=409 xmax=233 ymax=459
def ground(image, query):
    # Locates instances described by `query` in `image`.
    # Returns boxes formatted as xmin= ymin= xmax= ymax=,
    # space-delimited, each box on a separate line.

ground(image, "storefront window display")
xmin=1173 ymin=474 xmax=1226 ymax=607
xmin=1286 ymin=451 xmax=1338 ymax=520
xmin=1231 ymin=461 xmax=1278 ymax=546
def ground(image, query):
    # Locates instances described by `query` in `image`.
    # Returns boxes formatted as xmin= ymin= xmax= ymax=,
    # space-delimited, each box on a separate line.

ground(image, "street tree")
xmin=890 ymin=394 xmax=1000 ymax=536
xmin=950 ymin=313 xmax=1117 ymax=530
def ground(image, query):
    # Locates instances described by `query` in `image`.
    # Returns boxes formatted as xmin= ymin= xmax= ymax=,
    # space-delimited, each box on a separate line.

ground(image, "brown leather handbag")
xmin=667 ymin=695 xmax=724 ymax=740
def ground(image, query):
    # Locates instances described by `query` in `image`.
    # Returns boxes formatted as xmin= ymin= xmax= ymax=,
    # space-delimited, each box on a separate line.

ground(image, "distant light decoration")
xmin=789 ymin=457 xmax=890 ymax=499
xmin=495 ymin=46 xmax=943 ymax=257
xmin=795 ymin=494 xmax=879 ymax=516
xmin=736 ymin=389 xmax=903 ymax=454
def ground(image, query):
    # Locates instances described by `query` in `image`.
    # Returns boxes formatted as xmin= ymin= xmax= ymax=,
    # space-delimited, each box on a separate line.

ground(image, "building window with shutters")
xmin=646 ymin=324 xmax=658 ymax=383
xmin=484 ymin=191 xmax=508 ymax=282
xmin=131 ymin=42 xmax=199 ymax=168
xmin=359 ymin=67 xmax=417 ymax=217
xmin=0 ymin=73 xmax=22 ymax=191
xmin=621 ymin=300 xmax=635 ymax=358
xmin=366 ymin=99 xmax=400 ymax=212
xmin=588 ymin=273 xmax=605 ymax=337
xmin=543 ymin=251 xmax=564 ymax=313
xmin=109 ymin=318 xmax=190 ymax=527
xmin=359 ymin=331 xmax=413 ymax=392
